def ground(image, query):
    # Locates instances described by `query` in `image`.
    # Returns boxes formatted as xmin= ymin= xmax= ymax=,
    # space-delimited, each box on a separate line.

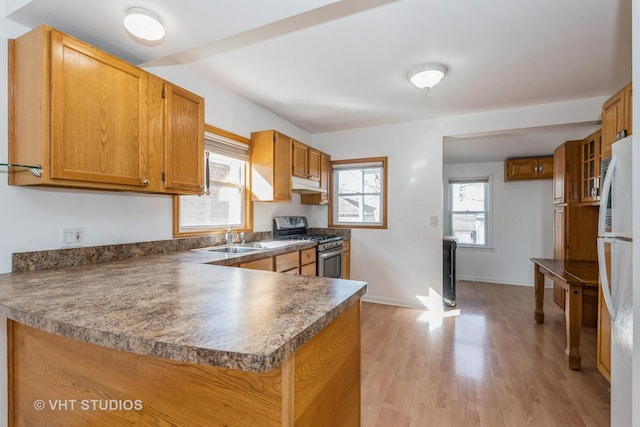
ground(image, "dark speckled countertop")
xmin=0 ymin=242 xmax=366 ymax=373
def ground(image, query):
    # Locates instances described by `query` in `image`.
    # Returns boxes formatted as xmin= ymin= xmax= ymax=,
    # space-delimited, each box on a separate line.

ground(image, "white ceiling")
xmin=3 ymin=0 xmax=632 ymax=163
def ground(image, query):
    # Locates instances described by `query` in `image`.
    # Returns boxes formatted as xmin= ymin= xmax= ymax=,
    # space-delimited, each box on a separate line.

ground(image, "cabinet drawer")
xmin=300 ymin=263 xmax=317 ymax=277
xmin=240 ymin=257 xmax=273 ymax=271
xmin=301 ymin=248 xmax=316 ymax=265
xmin=283 ymin=267 xmax=300 ymax=275
xmin=275 ymin=251 xmax=300 ymax=272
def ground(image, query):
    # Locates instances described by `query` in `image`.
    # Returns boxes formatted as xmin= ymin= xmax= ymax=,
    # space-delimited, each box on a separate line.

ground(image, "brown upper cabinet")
xmin=580 ymin=129 xmax=602 ymax=204
xmin=553 ymin=140 xmax=582 ymax=205
xmin=250 ymin=130 xmax=292 ymax=202
xmin=252 ymin=129 xmax=330 ymax=204
xmin=8 ymin=25 xmax=204 ymax=195
xmin=601 ymin=83 xmax=632 ymax=159
xmin=148 ymin=76 xmax=204 ymax=194
xmin=292 ymin=140 xmax=321 ymax=181
xmin=504 ymin=156 xmax=553 ymax=181
xmin=301 ymin=152 xmax=331 ymax=205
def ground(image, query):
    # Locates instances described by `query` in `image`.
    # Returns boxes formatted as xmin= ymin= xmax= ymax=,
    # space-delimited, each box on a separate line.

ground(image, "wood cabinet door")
xmin=250 ymin=130 xmax=291 ymax=202
xmin=163 ymin=83 xmax=204 ymax=193
xmin=301 ymin=152 xmax=330 ymax=205
xmin=50 ymin=30 xmax=148 ymax=186
xmin=505 ymin=158 xmax=538 ymax=180
xmin=601 ymin=89 xmax=626 ymax=159
xmin=292 ymin=140 xmax=308 ymax=178
xmin=275 ymin=251 xmax=300 ymax=272
xmin=342 ymin=239 xmax=351 ymax=280
xmin=553 ymin=206 xmax=565 ymax=261
xmin=580 ymin=130 xmax=601 ymax=203
xmin=320 ymin=152 xmax=331 ymax=204
xmin=273 ymin=132 xmax=293 ymax=201
xmin=553 ymin=145 xmax=566 ymax=204
xmin=537 ymin=157 xmax=554 ymax=179
xmin=300 ymin=263 xmax=317 ymax=276
xmin=308 ymin=148 xmax=321 ymax=181
xmin=239 ymin=257 xmax=273 ymax=271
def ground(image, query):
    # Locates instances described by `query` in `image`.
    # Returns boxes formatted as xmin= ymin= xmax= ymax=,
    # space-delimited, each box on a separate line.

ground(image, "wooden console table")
xmin=530 ymin=258 xmax=599 ymax=370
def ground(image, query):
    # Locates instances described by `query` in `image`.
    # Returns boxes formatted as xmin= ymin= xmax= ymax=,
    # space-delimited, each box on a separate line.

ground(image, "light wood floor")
xmin=360 ymin=281 xmax=611 ymax=426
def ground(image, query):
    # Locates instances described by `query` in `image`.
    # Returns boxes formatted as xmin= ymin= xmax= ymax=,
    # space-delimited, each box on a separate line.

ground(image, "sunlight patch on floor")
xmin=415 ymin=288 xmax=461 ymax=331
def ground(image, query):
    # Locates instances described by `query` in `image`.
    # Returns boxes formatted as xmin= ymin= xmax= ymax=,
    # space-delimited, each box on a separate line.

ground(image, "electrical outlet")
xmin=430 ymin=216 xmax=438 ymax=227
xmin=63 ymin=228 xmax=85 ymax=247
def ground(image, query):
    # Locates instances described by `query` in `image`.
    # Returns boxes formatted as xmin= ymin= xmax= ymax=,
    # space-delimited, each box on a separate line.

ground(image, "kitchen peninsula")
xmin=0 ymin=246 xmax=366 ymax=426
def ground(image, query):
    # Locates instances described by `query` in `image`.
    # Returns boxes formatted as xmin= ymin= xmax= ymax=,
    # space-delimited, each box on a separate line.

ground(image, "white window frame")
xmin=446 ymin=175 xmax=492 ymax=248
xmin=329 ymin=157 xmax=387 ymax=229
xmin=173 ymin=126 xmax=252 ymax=237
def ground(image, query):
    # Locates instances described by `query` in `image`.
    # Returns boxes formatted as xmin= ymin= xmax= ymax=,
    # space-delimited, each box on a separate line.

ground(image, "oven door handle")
xmin=318 ymin=248 xmax=344 ymax=259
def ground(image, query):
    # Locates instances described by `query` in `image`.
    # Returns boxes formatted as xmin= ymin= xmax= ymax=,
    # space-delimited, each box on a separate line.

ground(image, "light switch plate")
xmin=63 ymin=228 xmax=85 ymax=247
xmin=430 ymin=216 xmax=438 ymax=226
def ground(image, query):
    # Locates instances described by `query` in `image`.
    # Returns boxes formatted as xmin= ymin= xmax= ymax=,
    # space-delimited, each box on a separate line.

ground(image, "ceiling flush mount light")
xmin=408 ymin=63 xmax=448 ymax=93
xmin=124 ymin=7 xmax=165 ymax=43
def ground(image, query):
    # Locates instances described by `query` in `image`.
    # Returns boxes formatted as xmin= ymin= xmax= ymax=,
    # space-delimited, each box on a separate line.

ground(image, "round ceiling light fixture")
xmin=124 ymin=7 xmax=165 ymax=43
xmin=408 ymin=63 xmax=448 ymax=93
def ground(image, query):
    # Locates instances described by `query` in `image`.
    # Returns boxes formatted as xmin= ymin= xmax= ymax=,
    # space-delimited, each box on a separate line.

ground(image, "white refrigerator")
xmin=598 ymin=135 xmax=634 ymax=426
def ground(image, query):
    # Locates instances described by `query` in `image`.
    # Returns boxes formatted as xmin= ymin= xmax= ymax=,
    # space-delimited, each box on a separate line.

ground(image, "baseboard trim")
xmin=361 ymin=295 xmax=426 ymax=310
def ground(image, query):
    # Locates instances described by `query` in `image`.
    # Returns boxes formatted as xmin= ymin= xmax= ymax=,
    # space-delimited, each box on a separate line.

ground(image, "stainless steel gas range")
xmin=272 ymin=216 xmax=343 ymax=278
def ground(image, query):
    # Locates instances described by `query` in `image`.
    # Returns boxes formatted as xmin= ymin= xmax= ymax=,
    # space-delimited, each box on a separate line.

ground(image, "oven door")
xmin=318 ymin=247 xmax=343 ymax=278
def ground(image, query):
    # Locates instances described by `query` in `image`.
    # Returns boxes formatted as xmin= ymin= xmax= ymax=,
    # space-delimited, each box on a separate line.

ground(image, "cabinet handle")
xmin=143 ymin=179 xmax=150 ymax=186
xmin=205 ymin=151 xmax=211 ymax=196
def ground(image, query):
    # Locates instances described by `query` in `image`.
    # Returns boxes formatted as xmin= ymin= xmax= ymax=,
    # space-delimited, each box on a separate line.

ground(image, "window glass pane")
xmin=337 ymin=169 xmax=363 ymax=194
xmin=451 ymin=213 xmax=486 ymax=245
xmin=451 ymin=182 xmax=485 ymax=211
xmin=364 ymin=168 xmax=382 ymax=192
xmin=180 ymin=185 xmax=243 ymax=228
xmin=337 ymin=195 xmax=363 ymax=222
xmin=209 ymin=153 xmax=243 ymax=185
xmin=363 ymin=195 xmax=381 ymax=223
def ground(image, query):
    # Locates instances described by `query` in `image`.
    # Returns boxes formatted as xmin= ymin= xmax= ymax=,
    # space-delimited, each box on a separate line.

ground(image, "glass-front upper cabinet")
xmin=581 ymin=129 xmax=602 ymax=204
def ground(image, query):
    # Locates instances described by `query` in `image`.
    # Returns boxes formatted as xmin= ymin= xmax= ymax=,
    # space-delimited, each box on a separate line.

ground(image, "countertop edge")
xmin=0 ymin=283 xmax=367 ymax=373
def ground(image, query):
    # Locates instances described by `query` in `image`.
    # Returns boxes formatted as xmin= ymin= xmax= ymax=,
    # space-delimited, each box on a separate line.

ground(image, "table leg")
xmin=534 ymin=265 xmax=545 ymax=324
xmin=565 ymin=283 xmax=582 ymax=370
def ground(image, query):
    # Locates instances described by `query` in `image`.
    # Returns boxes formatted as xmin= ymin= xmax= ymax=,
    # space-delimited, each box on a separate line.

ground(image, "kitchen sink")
xmin=205 ymin=246 xmax=262 ymax=254
xmin=193 ymin=240 xmax=299 ymax=254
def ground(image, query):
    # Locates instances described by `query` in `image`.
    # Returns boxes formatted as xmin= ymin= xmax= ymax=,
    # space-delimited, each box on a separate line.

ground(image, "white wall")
xmin=443 ymin=162 xmax=553 ymax=286
xmin=313 ymin=96 xmax=606 ymax=308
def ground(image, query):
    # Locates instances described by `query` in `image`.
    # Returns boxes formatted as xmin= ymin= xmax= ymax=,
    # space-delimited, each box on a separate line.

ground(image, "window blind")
xmin=205 ymin=132 xmax=249 ymax=161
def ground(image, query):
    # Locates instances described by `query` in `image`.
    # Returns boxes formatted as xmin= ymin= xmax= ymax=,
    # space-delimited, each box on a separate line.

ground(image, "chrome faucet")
xmin=225 ymin=225 xmax=234 ymax=244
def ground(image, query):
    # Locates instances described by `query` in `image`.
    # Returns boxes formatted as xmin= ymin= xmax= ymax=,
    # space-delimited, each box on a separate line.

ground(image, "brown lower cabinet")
xmin=275 ymin=252 xmax=300 ymax=273
xmin=239 ymin=257 xmax=274 ymax=271
xmin=8 ymin=302 xmax=362 ymax=426
xmin=342 ymin=239 xmax=351 ymax=280
xmin=300 ymin=248 xmax=317 ymax=277
xmin=236 ymin=248 xmax=318 ymax=276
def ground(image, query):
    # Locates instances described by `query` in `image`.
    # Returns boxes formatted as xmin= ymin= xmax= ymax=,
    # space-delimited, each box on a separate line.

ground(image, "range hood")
xmin=291 ymin=176 xmax=326 ymax=194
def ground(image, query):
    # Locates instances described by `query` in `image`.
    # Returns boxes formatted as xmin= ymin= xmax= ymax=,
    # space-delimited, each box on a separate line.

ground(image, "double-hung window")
xmin=447 ymin=177 xmax=490 ymax=246
xmin=173 ymin=126 xmax=251 ymax=237
xmin=330 ymin=157 xmax=387 ymax=229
